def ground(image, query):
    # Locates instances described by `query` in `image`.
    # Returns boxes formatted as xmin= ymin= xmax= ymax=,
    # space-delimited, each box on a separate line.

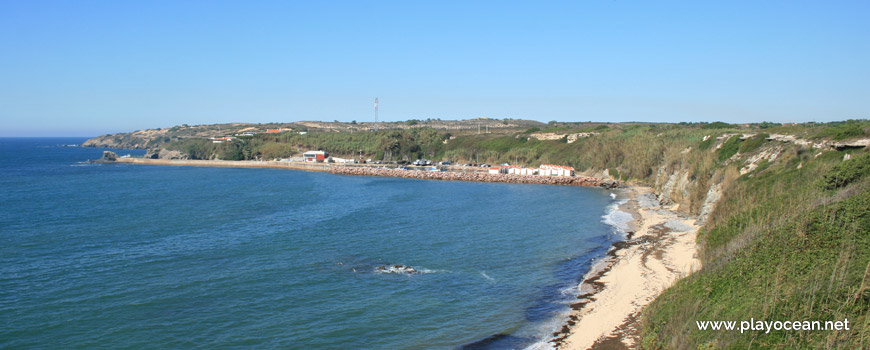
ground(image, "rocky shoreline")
xmin=93 ymin=151 xmax=618 ymax=188
xmin=328 ymin=166 xmax=618 ymax=188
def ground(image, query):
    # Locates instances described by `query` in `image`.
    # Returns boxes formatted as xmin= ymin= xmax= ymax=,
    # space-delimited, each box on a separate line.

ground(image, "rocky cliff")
xmin=650 ymin=133 xmax=869 ymax=222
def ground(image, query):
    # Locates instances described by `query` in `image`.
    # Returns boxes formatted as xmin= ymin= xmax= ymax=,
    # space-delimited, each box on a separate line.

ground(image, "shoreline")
xmin=552 ymin=186 xmax=701 ymax=350
xmin=329 ymin=166 xmax=615 ymax=187
xmin=107 ymin=157 xmax=334 ymax=172
xmin=101 ymin=157 xmax=617 ymax=188
xmin=101 ymin=156 xmax=684 ymax=350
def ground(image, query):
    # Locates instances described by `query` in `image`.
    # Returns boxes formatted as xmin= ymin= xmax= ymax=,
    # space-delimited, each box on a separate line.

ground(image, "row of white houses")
xmin=488 ymin=164 xmax=575 ymax=177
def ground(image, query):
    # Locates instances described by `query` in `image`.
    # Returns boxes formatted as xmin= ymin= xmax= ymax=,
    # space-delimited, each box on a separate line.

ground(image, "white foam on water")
xmin=558 ymin=284 xmax=579 ymax=297
xmin=480 ymin=271 xmax=495 ymax=282
xmin=601 ymin=198 xmax=632 ymax=237
xmin=521 ymin=194 xmax=634 ymax=349
xmin=511 ymin=193 xmax=635 ymax=350
xmin=523 ymin=325 xmax=560 ymax=350
xmin=372 ymin=265 xmax=441 ymax=275
xmin=523 ymin=258 xmax=618 ymax=349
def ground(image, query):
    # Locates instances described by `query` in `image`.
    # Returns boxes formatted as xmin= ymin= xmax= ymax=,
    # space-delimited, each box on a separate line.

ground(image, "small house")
xmin=540 ymin=164 xmax=575 ymax=176
xmin=303 ymin=151 xmax=328 ymax=162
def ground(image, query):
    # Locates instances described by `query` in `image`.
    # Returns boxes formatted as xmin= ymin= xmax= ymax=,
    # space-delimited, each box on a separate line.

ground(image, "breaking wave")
xmin=602 ymin=196 xmax=633 ymax=237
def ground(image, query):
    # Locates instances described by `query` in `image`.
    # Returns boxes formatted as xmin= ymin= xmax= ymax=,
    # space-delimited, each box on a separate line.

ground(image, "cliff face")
xmin=642 ymin=133 xmax=869 ymax=349
xmin=82 ymin=134 xmax=149 ymax=149
xmin=143 ymin=148 xmax=188 ymax=160
xmin=81 ymin=123 xmax=276 ymax=150
xmin=650 ymin=134 xmax=870 ymax=222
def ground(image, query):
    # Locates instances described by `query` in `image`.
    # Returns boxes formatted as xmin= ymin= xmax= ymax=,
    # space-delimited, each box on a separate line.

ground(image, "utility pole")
xmin=374 ymin=97 xmax=379 ymax=132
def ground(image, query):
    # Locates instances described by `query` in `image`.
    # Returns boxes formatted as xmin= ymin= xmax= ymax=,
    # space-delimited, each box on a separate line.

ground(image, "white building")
xmin=540 ymin=164 xmax=575 ymax=176
xmin=303 ymin=151 xmax=328 ymax=162
xmin=506 ymin=167 xmax=537 ymax=176
xmin=330 ymin=157 xmax=356 ymax=164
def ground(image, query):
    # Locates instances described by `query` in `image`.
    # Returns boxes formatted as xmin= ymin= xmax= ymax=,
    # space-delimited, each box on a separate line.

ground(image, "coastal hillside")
xmin=84 ymin=119 xmax=870 ymax=348
xmin=640 ymin=139 xmax=870 ymax=346
xmin=80 ymin=118 xmax=546 ymax=150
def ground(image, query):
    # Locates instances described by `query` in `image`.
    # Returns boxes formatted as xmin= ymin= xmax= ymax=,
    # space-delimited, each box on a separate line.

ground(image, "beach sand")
xmin=553 ymin=186 xmax=701 ymax=350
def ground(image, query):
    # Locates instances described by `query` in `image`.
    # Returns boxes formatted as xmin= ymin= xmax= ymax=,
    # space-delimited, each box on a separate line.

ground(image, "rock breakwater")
xmin=329 ymin=167 xmax=618 ymax=188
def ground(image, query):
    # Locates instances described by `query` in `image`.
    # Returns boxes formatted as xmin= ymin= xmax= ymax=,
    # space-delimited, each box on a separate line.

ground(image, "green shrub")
xmin=814 ymin=119 xmax=870 ymax=140
xmin=756 ymin=121 xmax=781 ymax=129
xmin=608 ymin=168 xmax=621 ymax=180
xmin=698 ymin=136 xmax=715 ymax=150
xmin=738 ymin=133 xmax=769 ymax=153
xmin=717 ymin=136 xmax=742 ymax=161
xmin=820 ymin=153 xmax=870 ymax=190
xmin=702 ymin=121 xmax=734 ymax=129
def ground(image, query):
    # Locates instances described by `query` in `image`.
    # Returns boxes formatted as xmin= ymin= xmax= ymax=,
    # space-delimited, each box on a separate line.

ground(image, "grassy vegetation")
xmin=703 ymin=121 xmax=737 ymax=129
xmin=641 ymin=146 xmax=869 ymax=349
xmin=821 ymin=153 xmax=870 ymax=190
xmin=698 ymin=136 xmax=716 ymax=151
xmin=763 ymin=119 xmax=870 ymax=140
xmin=717 ymin=135 xmax=743 ymax=161
xmin=738 ymin=133 xmax=769 ymax=154
xmin=814 ymin=120 xmax=870 ymax=140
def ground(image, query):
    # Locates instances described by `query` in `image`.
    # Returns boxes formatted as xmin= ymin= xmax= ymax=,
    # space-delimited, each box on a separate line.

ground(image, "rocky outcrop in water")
xmin=94 ymin=151 xmax=118 ymax=162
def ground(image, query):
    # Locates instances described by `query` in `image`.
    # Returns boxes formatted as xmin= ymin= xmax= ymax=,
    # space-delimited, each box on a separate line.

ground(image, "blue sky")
xmin=1 ymin=1 xmax=868 ymax=136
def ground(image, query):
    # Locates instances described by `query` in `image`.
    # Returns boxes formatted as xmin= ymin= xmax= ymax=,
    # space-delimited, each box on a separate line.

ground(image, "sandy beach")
xmin=552 ymin=186 xmax=701 ymax=350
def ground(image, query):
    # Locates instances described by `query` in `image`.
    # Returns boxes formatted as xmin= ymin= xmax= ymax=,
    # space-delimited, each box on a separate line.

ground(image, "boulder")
xmin=144 ymin=148 xmax=160 ymax=159
xmin=158 ymin=149 xmax=187 ymax=160
xmin=100 ymin=151 xmax=118 ymax=162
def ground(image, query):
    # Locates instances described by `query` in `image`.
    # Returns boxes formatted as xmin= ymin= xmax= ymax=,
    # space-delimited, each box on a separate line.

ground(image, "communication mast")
xmin=374 ymin=97 xmax=379 ymax=132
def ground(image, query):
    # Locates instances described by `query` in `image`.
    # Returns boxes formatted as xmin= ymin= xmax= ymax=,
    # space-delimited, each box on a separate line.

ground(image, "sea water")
xmin=0 ymin=138 xmax=625 ymax=349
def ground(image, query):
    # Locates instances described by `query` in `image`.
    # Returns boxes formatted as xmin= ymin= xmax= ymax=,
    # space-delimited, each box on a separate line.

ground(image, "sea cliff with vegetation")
xmin=84 ymin=119 xmax=870 ymax=348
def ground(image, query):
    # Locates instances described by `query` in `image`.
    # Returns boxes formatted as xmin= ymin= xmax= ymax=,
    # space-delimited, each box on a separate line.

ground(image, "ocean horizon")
xmin=0 ymin=138 xmax=629 ymax=349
